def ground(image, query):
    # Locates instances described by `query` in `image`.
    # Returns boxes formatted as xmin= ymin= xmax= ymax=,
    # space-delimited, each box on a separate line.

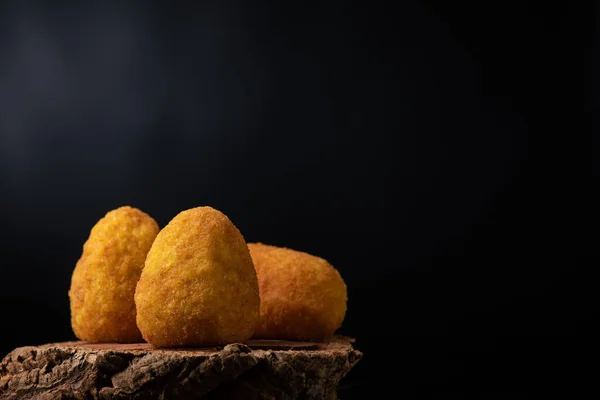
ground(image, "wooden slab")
xmin=0 ymin=336 xmax=361 ymax=399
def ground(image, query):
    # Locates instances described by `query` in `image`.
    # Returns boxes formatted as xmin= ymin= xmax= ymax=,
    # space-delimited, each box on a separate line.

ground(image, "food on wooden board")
xmin=69 ymin=206 xmax=159 ymax=342
xmin=247 ymin=243 xmax=347 ymax=342
xmin=135 ymin=206 xmax=260 ymax=347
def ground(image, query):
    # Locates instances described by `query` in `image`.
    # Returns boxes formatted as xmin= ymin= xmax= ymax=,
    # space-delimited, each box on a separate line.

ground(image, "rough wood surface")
xmin=0 ymin=336 xmax=361 ymax=400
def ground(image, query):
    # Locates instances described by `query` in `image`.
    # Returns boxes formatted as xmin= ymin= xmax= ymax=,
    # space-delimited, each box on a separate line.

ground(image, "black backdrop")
xmin=0 ymin=1 xmax=586 ymax=398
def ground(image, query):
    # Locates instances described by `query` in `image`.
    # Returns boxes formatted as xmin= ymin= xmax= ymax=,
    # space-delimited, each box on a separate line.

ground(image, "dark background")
xmin=0 ymin=1 xmax=586 ymax=398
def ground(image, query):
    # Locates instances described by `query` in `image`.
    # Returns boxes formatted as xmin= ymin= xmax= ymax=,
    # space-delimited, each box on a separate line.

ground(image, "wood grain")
xmin=0 ymin=336 xmax=361 ymax=399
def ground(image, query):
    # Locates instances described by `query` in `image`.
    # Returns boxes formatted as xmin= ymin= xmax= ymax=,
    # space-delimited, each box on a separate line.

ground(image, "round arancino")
xmin=69 ymin=206 xmax=159 ymax=343
xmin=135 ymin=206 xmax=260 ymax=347
xmin=247 ymin=243 xmax=347 ymax=342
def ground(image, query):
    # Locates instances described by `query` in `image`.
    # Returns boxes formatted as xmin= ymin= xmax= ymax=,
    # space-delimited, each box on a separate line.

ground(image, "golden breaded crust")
xmin=135 ymin=206 xmax=260 ymax=347
xmin=247 ymin=243 xmax=347 ymax=342
xmin=69 ymin=206 xmax=159 ymax=342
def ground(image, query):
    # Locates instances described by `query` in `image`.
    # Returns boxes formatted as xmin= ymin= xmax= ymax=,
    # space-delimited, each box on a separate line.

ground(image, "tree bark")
xmin=0 ymin=336 xmax=361 ymax=400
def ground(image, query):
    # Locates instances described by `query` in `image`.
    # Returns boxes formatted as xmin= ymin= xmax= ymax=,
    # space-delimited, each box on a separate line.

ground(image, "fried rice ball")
xmin=69 ymin=206 xmax=159 ymax=342
xmin=135 ymin=206 xmax=260 ymax=348
xmin=247 ymin=243 xmax=347 ymax=342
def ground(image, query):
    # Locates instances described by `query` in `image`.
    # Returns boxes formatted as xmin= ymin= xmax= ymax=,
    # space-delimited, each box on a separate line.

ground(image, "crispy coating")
xmin=247 ymin=243 xmax=347 ymax=342
xmin=69 ymin=206 xmax=159 ymax=343
xmin=135 ymin=206 xmax=260 ymax=348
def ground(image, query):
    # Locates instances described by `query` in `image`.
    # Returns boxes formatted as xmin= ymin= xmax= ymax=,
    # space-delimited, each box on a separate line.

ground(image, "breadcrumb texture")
xmin=69 ymin=206 xmax=159 ymax=343
xmin=247 ymin=243 xmax=347 ymax=342
xmin=135 ymin=206 xmax=260 ymax=348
